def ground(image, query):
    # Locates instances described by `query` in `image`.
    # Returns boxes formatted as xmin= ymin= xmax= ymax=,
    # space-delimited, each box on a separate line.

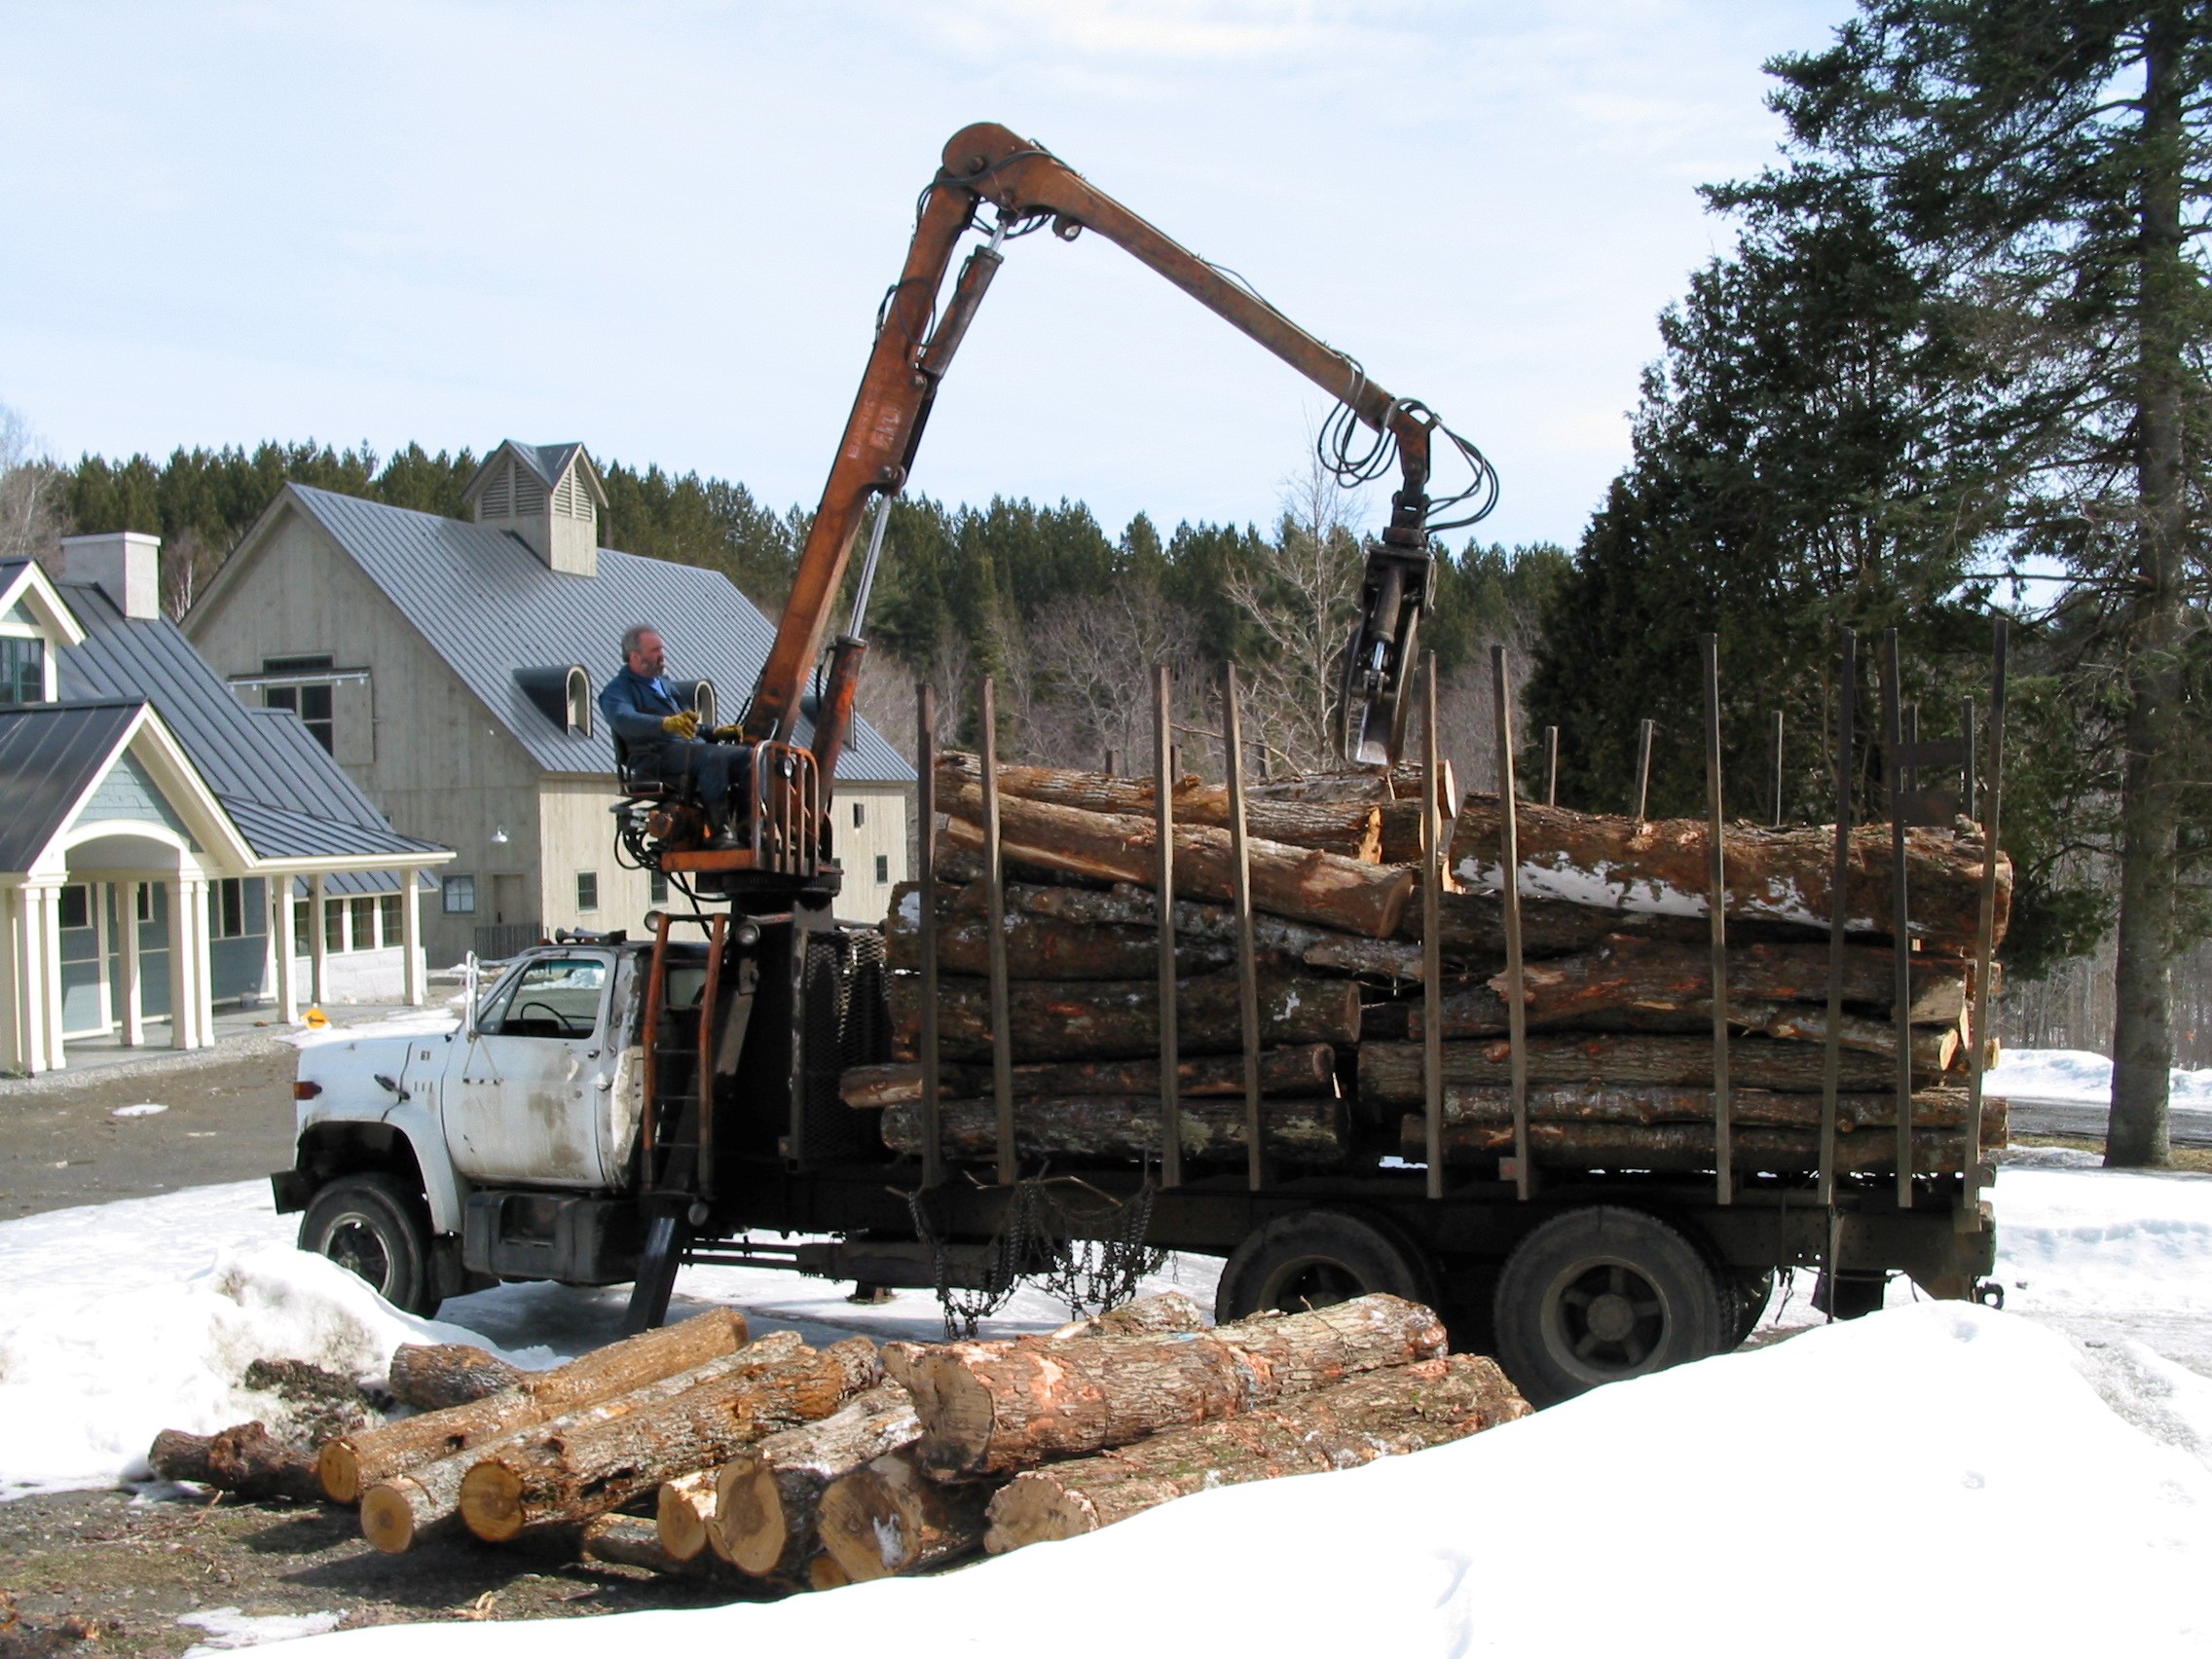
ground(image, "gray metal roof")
xmin=57 ymin=582 xmax=448 ymax=869
xmin=0 ymin=698 xmax=140 ymax=869
xmin=284 ymin=485 xmax=915 ymax=784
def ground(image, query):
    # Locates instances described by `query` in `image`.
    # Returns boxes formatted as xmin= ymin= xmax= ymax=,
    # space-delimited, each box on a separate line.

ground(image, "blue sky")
xmin=1 ymin=1 xmax=1854 ymax=550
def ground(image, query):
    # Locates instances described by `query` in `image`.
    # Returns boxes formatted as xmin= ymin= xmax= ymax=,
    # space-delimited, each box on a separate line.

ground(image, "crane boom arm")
xmin=744 ymin=121 xmax=1441 ymax=756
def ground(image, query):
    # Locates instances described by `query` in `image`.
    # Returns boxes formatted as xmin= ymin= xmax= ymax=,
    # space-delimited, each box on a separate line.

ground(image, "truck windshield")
xmin=479 ymin=956 xmax=608 ymax=1040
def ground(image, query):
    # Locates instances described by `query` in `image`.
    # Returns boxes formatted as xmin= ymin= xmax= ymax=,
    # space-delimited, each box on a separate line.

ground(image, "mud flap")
xmin=620 ymin=1206 xmax=690 ymax=1335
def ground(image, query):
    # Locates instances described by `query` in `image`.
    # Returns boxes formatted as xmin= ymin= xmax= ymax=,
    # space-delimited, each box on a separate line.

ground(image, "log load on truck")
xmin=273 ymin=122 xmax=2008 ymax=1408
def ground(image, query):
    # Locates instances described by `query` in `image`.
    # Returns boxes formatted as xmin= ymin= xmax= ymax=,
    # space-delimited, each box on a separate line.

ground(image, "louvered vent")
xmin=480 ymin=461 xmax=512 ymax=519
xmin=514 ymin=472 xmax=546 ymax=515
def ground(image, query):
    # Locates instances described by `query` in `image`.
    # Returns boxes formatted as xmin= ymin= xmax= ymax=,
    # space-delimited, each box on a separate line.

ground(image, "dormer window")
xmin=0 ymin=633 xmax=44 ymax=705
xmin=463 ymin=442 xmax=606 ymax=577
xmin=516 ymin=665 xmax=593 ymax=736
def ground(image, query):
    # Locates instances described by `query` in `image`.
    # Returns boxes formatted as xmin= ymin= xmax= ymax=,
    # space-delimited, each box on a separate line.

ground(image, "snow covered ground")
xmin=5 ymin=1095 xmax=2212 ymax=1651
xmin=1985 ymin=1046 xmax=2212 ymax=1114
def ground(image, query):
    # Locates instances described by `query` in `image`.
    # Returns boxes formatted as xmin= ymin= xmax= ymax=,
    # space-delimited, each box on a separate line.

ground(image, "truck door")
xmin=445 ymin=951 xmax=616 ymax=1188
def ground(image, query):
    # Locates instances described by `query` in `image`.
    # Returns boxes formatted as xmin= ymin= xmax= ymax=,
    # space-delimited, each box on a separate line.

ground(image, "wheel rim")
xmin=323 ymin=1213 xmax=394 ymax=1295
xmin=1542 ymin=1257 xmax=1670 ymax=1382
xmin=1258 ymin=1255 xmax=1367 ymax=1313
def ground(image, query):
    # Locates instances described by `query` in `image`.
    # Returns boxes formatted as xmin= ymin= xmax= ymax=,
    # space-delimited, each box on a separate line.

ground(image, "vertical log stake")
xmin=1543 ymin=724 xmax=1559 ymax=808
xmin=1965 ymin=621 xmax=2008 ymax=1228
xmin=1421 ymin=653 xmax=1445 ymax=1200
xmin=1817 ymin=633 xmax=1856 ymax=1209
xmin=1632 ymin=717 xmax=1655 ymax=821
xmin=1493 ymin=645 xmax=1531 ymax=1201
xmin=1701 ymin=635 xmax=1732 ymax=1204
xmin=980 ymin=678 xmax=1015 ymax=1187
xmin=1883 ymin=631 xmax=1912 ymax=1209
xmin=915 ymin=682 xmax=943 ymax=1190
xmin=1154 ymin=665 xmax=1182 ymax=1190
xmin=1223 ymin=667 xmax=1266 ymax=1192
xmin=1771 ymin=709 xmax=1785 ymax=828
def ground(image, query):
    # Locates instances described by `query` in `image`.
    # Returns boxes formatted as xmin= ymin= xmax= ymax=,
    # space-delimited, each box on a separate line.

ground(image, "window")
xmin=480 ymin=955 xmax=607 ymax=1040
xmin=206 ymin=878 xmax=245 ymax=940
xmin=293 ymin=895 xmax=310 ymax=955
xmin=350 ymin=897 xmax=377 ymax=950
xmin=576 ymin=872 xmax=599 ymax=912
xmin=875 ymin=854 xmax=889 ymax=884
xmin=58 ymin=884 xmax=91 ymax=930
xmin=263 ymin=655 xmax=336 ymax=754
xmin=0 ymin=636 xmax=43 ymax=705
xmin=852 ymin=801 xmax=866 ymax=828
xmin=649 ymin=872 xmax=669 ymax=904
xmin=379 ymin=894 xmax=402 ymax=944
xmin=325 ymin=902 xmax=346 ymax=954
xmin=137 ymin=884 xmax=154 ymax=923
xmin=443 ymin=874 xmax=477 ymax=914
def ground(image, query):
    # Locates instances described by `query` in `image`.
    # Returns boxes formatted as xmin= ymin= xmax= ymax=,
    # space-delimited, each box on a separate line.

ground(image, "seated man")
xmin=599 ymin=624 xmax=753 ymax=849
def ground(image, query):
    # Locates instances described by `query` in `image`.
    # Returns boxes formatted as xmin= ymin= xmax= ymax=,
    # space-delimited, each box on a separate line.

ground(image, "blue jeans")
xmin=645 ymin=739 xmax=750 ymax=817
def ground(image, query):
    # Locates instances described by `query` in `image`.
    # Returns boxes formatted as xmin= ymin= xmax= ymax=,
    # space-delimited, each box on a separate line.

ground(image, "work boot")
xmin=706 ymin=806 xmax=743 ymax=852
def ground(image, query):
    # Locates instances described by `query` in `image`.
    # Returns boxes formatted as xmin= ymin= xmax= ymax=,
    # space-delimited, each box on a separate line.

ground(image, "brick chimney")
xmin=57 ymin=531 xmax=162 ymax=619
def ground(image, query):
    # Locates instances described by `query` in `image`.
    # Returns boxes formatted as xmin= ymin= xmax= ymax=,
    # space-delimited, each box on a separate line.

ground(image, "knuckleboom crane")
xmin=623 ymin=120 xmax=1496 ymax=902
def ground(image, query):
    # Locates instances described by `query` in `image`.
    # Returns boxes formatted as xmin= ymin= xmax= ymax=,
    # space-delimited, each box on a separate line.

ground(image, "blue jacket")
xmin=598 ymin=665 xmax=686 ymax=750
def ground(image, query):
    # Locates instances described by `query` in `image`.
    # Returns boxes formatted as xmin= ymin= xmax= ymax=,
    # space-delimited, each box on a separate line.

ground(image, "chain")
xmin=904 ymin=1175 xmax=1167 ymax=1340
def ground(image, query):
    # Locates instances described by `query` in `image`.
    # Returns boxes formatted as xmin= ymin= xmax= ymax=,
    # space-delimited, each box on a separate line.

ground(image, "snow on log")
xmin=458 ymin=1337 xmax=880 ymax=1543
xmin=840 ymin=1045 xmax=1338 ymax=1109
xmin=816 ymin=1448 xmax=999 ymax=1582
xmin=879 ymin=1093 xmax=1346 ymax=1165
xmin=908 ymin=1293 xmax=1448 ymax=1477
xmin=386 ymin=1345 xmax=525 ymax=1412
xmin=938 ymin=793 xmax=1415 ymax=939
xmin=319 ymin=1308 xmax=751 ymax=1504
xmin=984 ymin=1353 xmax=1528 ymax=1552
xmin=1357 ymin=1033 xmax=1949 ymax=1104
xmin=1405 ymin=1118 xmax=1981 ymax=1174
xmin=890 ymin=970 xmax=1360 ymax=1063
xmin=358 ymin=1331 xmax=806 ymax=1555
xmin=712 ymin=1382 xmax=920 ymax=1579
xmin=1452 ymin=797 xmax=2009 ymax=947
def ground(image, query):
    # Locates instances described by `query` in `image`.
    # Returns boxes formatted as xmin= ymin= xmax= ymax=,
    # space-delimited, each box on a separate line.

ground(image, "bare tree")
xmin=1018 ymin=587 xmax=1205 ymax=771
xmin=0 ymin=402 xmax=63 ymax=568
xmin=1222 ymin=454 xmax=1364 ymax=773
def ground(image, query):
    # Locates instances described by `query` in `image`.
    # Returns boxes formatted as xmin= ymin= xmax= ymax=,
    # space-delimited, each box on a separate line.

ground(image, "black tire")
xmin=299 ymin=1173 xmax=439 ymax=1316
xmin=1725 ymin=1268 xmax=1777 ymax=1348
xmin=1493 ymin=1206 xmax=1727 ymax=1407
xmin=1214 ymin=1208 xmax=1439 ymax=1324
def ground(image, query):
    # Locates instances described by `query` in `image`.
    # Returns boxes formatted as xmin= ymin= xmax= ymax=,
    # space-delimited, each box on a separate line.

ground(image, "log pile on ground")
xmin=149 ymin=1292 xmax=1526 ymax=1595
xmin=853 ymin=753 xmax=2011 ymax=1182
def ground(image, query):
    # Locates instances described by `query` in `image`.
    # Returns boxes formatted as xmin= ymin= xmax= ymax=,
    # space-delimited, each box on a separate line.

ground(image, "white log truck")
xmin=273 ymin=123 xmax=2000 ymax=1407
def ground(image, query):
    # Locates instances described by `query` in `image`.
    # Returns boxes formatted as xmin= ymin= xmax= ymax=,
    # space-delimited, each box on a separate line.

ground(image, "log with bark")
xmin=907 ymin=1293 xmax=1447 ymax=1477
xmin=458 ymin=1337 xmax=881 ymax=1543
xmin=881 ymin=1093 xmax=1346 ymax=1166
xmin=579 ymin=1514 xmax=729 ymax=1578
xmin=1452 ymin=796 xmax=2010 ymax=949
xmin=654 ymin=1469 xmax=723 ymax=1565
xmin=1398 ymin=888 xmax=1714 ymax=964
xmin=1404 ymin=985 xmax=1961 ymax=1065
xmin=1042 ymin=1290 xmax=1207 ymax=1340
xmin=841 ymin=1044 xmax=1338 ymax=1109
xmin=984 ymin=1353 xmax=1528 ymax=1552
xmin=711 ymin=1382 xmax=920 ymax=1579
xmin=1499 ymin=935 xmax=1974 ymax=1027
xmin=1406 ymin=1118 xmax=1979 ymax=1174
xmin=318 ymin=1309 xmax=751 ymax=1504
xmin=1374 ymin=797 xmax=1453 ymax=866
xmin=1357 ymin=1033 xmax=1948 ymax=1105
xmin=986 ymin=880 xmax=1431 ymax=981
xmin=147 ymin=1422 xmax=321 ymax=1502
xmin=890 ymin=970 xmax=1361 ymax=1063
xmin=1384 ymin=1082 xmax=2002 ymax=1135
xmin=886 ymin=902 xmax=1236 ymax=980
xmin=937 ymin=753 xmax=1385 ymax=861
xmin=1247 ymin=760 xmax=1455 ymax=808
xmin=387 ymin=1345 xmax=526 ymax=1413
xmin=816 ymin=1448 xmax=1000 ymax=1582
xmin=938 ymin=793 xmax=1416 ymax=939
xmin=359 ymin=1331 xmax=807 ymax=1554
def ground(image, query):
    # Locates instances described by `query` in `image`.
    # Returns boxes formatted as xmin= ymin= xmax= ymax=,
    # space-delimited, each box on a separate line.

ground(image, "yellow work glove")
xmin=660 ymin=710 xmax=700 ymax=740
xmin=712 ymin=722 xmax=747 ymax=741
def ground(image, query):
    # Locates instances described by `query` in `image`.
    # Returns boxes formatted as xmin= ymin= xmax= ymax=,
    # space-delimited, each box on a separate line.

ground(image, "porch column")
xmin=401 ymin=867 xmax=424 ymax=1007
xmin=309 ymin=874 xmax=328 ymax=1009
xmin=33 ymin=882 xmax=64 ymax=1067
xmin=118 ymin=879 xmax=145 ymax=1047
xmin=0 ymin=886 xmax=42 ymax=1074
xmin=92 ymin=883 xmax=114 ymax=1035
xmin=166 ymin=877 xmax=194 ymax=1050
xmin=191 ymin=877 xmax=215 ymax=1047
xmin=272 ymin=878 xmax=297 ymax=1024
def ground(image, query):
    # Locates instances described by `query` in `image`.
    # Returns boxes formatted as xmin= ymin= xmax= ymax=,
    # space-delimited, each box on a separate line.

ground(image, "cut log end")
xmin=655 ymin=1472 xmax=717 ymax=1564
xmin=721 ymin=1462 xmax=787 ymax=1576
xmin=983 ymin=1478 xmax=1096 ymax=1553
xmin=359 ymin=1481 xmax=422 ymax=1555
xmin=317 ymin=1440 xmax=361 ymax=1505
xmin=459 ymin=1460 xmax=526 ymax=1543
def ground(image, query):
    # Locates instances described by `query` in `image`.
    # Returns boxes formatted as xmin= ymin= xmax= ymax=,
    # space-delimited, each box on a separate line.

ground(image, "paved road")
xmin=2006 ymin=1097 xmax=2212 ymax=1149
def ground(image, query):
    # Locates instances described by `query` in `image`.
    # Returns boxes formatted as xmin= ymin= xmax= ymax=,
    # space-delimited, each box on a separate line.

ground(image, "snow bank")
xmin=1986 ymin=1046 xmax=2212 ymax=1113
xmin=263 ymin=1305 xmax=2212 ymax=1658
xmin=0 ymin=1183 xmax=541 ymax=1498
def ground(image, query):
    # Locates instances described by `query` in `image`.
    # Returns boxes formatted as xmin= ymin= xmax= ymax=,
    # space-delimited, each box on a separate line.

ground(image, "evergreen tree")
xmin=1754 ymin=1 xmax=2212 ymax=1162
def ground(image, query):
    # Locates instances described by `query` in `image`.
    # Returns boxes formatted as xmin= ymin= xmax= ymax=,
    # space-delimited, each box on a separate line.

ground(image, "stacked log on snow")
xmin=852 ymin=754 xmax=2009 ymax=1180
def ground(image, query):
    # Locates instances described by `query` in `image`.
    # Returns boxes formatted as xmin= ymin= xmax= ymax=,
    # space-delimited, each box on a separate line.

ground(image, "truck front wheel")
xmin=1493 ymin=1206 xmax=1726 ymax=1407
xmin=1214 ymin=1209 xmax=1439 ymax=1323
xmin=300 ymin=1174 xmax=439 ymax=1317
